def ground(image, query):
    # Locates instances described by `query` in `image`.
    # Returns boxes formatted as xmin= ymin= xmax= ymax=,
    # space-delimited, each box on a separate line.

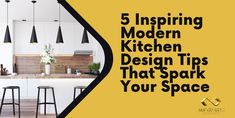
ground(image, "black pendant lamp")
xmin=4 ymin=0 xmax=11 ymax=43
xmin=81 ymin=29 xmax=89 ymax=43
xmin=30 ymin=0 xmax=38 ymax=43
xmin=56 ymin=2 xmax=64 ymax=43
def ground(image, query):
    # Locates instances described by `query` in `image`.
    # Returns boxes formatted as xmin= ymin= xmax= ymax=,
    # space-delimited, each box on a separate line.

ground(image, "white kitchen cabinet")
xmin=27 ymin=79 xmax=41 ymax=99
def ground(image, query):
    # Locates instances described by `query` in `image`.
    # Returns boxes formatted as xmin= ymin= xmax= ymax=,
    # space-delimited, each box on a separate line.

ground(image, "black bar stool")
xmin=36 ymin=86 xmax=57 ymax=118
xmin=73 ymin=86 xmax=86 ymax=100
xmin=0 ymin=86 xmax=20 ymax=118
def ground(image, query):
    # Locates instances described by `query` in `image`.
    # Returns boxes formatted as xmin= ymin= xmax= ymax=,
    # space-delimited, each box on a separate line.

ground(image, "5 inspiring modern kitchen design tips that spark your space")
xmin=0 ymin=0 xmax=105 ymax=118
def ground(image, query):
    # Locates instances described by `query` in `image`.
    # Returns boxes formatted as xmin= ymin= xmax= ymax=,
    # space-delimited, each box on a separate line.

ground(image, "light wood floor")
xmin=0 ymin=112 xmax=56 ymax=118
xmin=0 ymin=99 xmax=56 ymax=118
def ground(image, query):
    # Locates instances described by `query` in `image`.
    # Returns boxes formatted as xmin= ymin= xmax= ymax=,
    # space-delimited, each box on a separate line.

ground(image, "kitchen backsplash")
xmin=15 ymin=55 xmax=93 ymax=74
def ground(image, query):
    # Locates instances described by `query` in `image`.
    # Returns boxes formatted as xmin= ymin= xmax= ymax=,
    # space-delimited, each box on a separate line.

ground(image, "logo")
xmin=198 ymin=97 xmax=224 ymax=113
xmin=201 ymin=98 xmax=221 ymax=106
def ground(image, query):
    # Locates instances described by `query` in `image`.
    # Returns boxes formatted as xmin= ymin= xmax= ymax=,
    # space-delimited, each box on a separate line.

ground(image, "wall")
xmin=0 ymin=21 xmax=13 ymax=73
xmin=14 ymin=21 xmax=96 ymax=54
xmin=0 ymin=20 xmax=105 ymax=73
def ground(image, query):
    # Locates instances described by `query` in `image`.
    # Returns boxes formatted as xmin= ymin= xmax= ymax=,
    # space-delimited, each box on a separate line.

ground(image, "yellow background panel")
xmin=66 ymin=0 xmax=235 ymax=118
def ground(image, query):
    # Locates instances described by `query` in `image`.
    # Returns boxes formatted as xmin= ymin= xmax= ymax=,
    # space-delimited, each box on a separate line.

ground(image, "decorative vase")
xmin=45 ymin=64 xmax=51 ymax=75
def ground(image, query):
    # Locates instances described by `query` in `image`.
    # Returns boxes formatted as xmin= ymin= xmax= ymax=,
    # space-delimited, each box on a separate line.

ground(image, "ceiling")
xmin=0 ymin=0 xmax=76 ymax=22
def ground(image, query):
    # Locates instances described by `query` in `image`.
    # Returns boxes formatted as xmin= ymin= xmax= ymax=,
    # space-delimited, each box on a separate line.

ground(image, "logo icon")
xmin=201 ymin=98 xmax=221 ymax=106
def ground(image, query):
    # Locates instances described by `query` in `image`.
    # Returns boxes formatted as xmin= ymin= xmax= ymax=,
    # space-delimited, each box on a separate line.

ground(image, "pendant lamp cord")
xmin=33 ymin=2 xmax=35 ymax=26
xmin=59 ymin=3 xmax=61 ymax=26
xmin=7 ymin=2 xmax=9 ymax=25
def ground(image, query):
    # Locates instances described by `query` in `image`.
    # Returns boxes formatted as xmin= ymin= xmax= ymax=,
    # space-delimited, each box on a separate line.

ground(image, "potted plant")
xmin=88 ymin=63 xmax=100 ymax=75
xmin=88 ymin=65 xmax=93 ymax=74
xmin=40 ymin=44 xmax=56 ymax=75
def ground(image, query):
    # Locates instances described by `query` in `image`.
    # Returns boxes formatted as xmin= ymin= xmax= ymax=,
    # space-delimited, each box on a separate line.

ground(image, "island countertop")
xmin=0 ymin=74 xmax=97 ymax=79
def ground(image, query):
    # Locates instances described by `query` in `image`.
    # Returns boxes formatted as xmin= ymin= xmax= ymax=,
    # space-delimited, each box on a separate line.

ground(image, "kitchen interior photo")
xmin=0 ymin=0 xmax=104 ymax=118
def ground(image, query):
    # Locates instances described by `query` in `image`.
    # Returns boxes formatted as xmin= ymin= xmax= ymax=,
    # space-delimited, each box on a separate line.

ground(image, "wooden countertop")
xmin=0 ymin=74 xmax=97 ymax=79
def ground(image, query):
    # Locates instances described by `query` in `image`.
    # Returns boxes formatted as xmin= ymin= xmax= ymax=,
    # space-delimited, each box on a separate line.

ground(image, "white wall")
xmin=0 ymin=21 xmax=13 ymax=73
xmin=14 ymin=21 xmax=96 ymax=55
xmin=93 ymin=38 xmax=105 ymax=71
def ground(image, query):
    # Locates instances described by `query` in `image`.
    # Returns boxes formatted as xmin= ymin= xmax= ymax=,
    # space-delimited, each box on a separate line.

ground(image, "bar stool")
xmin=0 ymin=86 xmax=20 ymax=118
xmin=36 ymin=86 xmax=57 ymax=118
xmin=73 ymin=86 xmax=86 ymax=100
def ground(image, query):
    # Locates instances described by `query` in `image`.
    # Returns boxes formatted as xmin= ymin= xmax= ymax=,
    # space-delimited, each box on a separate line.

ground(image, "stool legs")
xmin=0 ymin=87 xmax=20 ymax=118
xmin=52 ymin=88 xmax=58 ymax=117
xmin=36 ymin=87 xmax=57 ymax=118
xmin=74 ymin=87 xmax=85 ymax=100
xmin=73 ymin=88 xmax=76 ymax=100
xmin=0 ymin=89 xmax=6 ymax=114
xmin=12 ymin=89 xmax=15 ymax=115
xmin=44 ymin=89 xmax=46 ymax=115
xmin=18 ymin=88 xmax=20 ymax=118
xmin=36 ymin=88 xmax=40 ymax=118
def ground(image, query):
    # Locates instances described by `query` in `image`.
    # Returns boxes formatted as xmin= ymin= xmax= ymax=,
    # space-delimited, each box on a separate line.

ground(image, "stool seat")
xmin=74 ymin=86 xmax=86 ymax=89
xmin=3 ymin=86 xmax=20 ymax=89
xmin=37 ymin=86 xmax=53 ymax=89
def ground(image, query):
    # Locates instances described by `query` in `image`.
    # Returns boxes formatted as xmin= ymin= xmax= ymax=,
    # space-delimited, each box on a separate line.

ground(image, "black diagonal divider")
xmin=57 ymin=0 xmax=113 ymax=117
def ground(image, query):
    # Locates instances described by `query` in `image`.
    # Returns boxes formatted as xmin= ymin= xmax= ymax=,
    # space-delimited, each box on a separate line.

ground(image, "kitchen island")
xmin=0 ymin=74 xmax=96 ymax=114
xmin=0 ymin=74 xmax=96 ymax=79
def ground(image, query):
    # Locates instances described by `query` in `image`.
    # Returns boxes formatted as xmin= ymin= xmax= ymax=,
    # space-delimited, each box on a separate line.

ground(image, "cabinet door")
xmin=27 ymin=79 xmax=40 ymax=99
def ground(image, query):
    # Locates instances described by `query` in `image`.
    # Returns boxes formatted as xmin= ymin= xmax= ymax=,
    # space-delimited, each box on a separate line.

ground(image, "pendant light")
xmin=30 ymin=0 xmax=38 ymax=43
xmin=81 ymin=29 xmax=89 ymax=44
xmin=56 ymin=2 xmax=64 ymax=43
xmin=4 ymin=0 xmax=11 ymax=43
